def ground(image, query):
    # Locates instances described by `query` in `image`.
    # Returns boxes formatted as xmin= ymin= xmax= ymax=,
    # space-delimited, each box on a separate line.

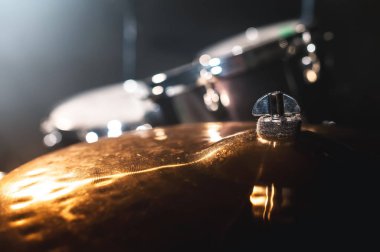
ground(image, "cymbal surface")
xmin=0 ymin=122 xmax=358 ymax=251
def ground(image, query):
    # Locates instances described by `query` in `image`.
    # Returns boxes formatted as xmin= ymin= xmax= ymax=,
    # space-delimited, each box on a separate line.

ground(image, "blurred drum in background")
xmin=42 ymin=20 xmax=321 ymax=148
xmin=153 ymin=20 xmax=321 ymax=123
xmin=41 ymin=83 xmax=163 ymax=147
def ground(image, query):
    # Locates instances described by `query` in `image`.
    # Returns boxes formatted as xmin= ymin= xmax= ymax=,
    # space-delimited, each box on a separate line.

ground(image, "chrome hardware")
xmin=252 ymin=91 xmax=301 ymax=140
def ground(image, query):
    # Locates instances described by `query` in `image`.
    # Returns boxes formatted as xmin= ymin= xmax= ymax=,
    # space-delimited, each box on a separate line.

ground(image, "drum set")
xmin=0 ymin=19 xmax=372 ymax=251
xmin=41 ymin=20 xmax=321 ymax=148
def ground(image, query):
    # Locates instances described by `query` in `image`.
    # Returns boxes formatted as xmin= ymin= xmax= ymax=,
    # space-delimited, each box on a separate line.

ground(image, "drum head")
xmin=42 ymin=82 xmax=163 ymax=146
xmin=45 ymin=83 xmax=159 ymax=131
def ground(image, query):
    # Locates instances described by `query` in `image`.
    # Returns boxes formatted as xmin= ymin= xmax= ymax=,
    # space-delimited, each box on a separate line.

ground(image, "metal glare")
xmin=151 ymin=73 xmax=167 ymax=84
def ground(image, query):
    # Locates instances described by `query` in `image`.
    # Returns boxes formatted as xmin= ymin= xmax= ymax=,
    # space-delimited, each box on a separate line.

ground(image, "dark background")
xmin=0 ymin=0 xmax=379 ymax=171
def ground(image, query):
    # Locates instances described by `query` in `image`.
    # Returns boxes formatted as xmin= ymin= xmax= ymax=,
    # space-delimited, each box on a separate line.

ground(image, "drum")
xmin=137 ymin=19 xmax=321 ymax=124
xmin=196 ymin=20 xmax=321 ymax=121
xmin=0 ymin=119 xmax=367 ymax=250
xmin=42 ymin=19 xmax=320 ymax=148
xmin=41 ymin=82 xmax=164 ymax=147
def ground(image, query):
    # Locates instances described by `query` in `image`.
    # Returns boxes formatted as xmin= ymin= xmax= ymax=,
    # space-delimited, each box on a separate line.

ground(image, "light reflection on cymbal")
xmin=206 ymin=123 xmax=223 ymax=143
xmin=8 ymin=175 xmax=91 ymax=210
xmin=268 ymin=183 xmax=275 ymax=220
xmin=0 ymin=145 xmax=222 ymax=242
xmin=153 ymin=128 xmax=167 ymax=141
xmin=3 ymin=144 xmax=223 ymax=213
xmin=257 ymin=136 xmax=290 ymax=148
xmin=250 ymin=185 xmax=275 ymax=221
xmin=250 ymin=184 xmax=293 ymax=222
xmin=257 ymin=136 xmax=271 ymax=145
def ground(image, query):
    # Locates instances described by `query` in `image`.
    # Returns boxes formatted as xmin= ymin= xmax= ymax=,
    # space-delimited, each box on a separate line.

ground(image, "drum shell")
xmin=153 ymin=28 xmax=319 ymax=124
xmin=212 ymin=60 xmax=290 ymax=121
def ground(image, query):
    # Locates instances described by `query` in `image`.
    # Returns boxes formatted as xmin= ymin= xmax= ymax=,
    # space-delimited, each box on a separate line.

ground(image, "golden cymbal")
xmin=0 ymin=122 xmax=361 ymax=251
